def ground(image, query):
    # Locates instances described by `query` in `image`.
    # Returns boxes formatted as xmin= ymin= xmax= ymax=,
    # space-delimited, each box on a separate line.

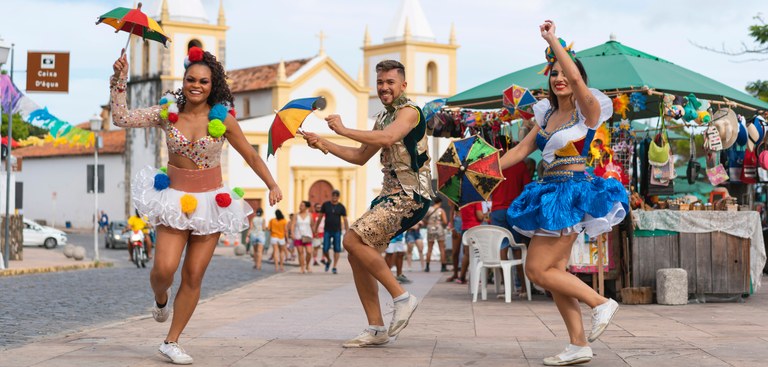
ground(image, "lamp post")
xmin=90 ymin=113 xmax=102 ymax=262
xmin=0 ymin=37 xmax=13 ymax=269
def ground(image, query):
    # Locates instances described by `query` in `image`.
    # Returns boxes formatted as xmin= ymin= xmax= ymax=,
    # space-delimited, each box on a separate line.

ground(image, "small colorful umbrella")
xmin=502 ymin=84 xmax=537 ymax=120
xmin=96 ymin=2 xmax=171 ymax=52
xmin=436 ymin=135 xmax=504 ymax=208
xmin=422 ymin=98 xmax=447 ymax=124
xmin=268 ymin=97 xmax=326 ymax=158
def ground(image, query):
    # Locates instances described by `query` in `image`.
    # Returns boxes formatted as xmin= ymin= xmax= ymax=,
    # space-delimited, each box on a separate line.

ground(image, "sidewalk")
xmin=0 ymin=247 xmax=112 ymax=276
xmin=2 ymin=254 xmax=767 ymax=366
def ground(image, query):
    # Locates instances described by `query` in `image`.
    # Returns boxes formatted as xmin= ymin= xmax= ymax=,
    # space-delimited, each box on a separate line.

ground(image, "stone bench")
xmin=656 ymin=268 xmax=688 ymax=305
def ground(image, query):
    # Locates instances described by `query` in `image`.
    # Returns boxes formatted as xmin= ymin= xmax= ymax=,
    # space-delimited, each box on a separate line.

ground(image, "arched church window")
xmin=188 ymin=39 xmax=203 ymax=51
xmin=426 ymin=62 xmax=437 ymax=93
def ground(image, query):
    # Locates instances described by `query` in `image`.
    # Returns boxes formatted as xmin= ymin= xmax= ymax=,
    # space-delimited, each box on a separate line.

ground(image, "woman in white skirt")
xmin=111 ymin=46 xmax=281 ymax=364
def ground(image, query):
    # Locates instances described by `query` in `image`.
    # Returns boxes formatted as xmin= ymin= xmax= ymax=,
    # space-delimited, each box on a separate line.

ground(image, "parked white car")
xmin=23 ymin=218 xmax=67 ymax=249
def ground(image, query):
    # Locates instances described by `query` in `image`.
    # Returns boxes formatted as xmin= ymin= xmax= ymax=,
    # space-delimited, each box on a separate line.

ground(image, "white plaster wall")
xmin=19 ymin=155 xmax=126 ymax=229
xmin=234 ymin=90 xmax=273 ymax=119
xmin=172 ymin=34 xmax=217 ymax=79
xmin=414 ymin=52 xmax=450 ymax=95
xmin=290 ymin=69 xmax=359 ymax=133
xmin=0 ymin=172 xmax=16 ymax=218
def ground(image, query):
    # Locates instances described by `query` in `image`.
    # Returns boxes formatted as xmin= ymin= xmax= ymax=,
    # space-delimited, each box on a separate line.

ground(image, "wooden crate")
xmin=633 ymin=231 xmax=751 ymax=295
xmin=631 ymin=232 xmax=679 ymax=290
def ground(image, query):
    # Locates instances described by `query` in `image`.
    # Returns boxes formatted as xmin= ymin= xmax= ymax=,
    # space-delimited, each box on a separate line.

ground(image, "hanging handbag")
xmin=301 ymin=235 xmax=313 ymax=244
xmin=686 ymin=131 xmax=701 ymax=184
xmin=705 ymin=151 xmax=729 ymax=186
xmin=648 ymin=108 xmax=670 ymax=166
xmin=741 ymin=148 xmax=758 ymax=184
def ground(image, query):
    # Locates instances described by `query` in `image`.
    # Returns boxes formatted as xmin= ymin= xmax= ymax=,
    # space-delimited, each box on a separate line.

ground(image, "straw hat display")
xmin=711 ymin=108 xmax=739 ymax=150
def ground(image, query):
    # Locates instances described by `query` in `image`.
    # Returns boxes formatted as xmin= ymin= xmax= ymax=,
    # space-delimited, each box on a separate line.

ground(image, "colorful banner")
xmin=0 ymin=74 xmax=93 ymax=147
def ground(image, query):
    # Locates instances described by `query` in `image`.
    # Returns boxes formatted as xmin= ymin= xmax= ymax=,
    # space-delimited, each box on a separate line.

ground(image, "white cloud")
xmin=1 ymin=0 xmax=765 ymax=126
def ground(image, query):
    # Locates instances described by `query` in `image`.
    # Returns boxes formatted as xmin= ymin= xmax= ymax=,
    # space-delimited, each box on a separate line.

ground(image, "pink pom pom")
xmin=188 ymin=47 xmax=204 ymax=62
xmin=215 ymin=193 xmax=232 ymax=208
xmin=168 ymin=113 xmax=179 ymax=123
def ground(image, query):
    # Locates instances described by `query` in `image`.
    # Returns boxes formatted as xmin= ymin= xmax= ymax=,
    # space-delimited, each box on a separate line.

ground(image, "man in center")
xmin=304 ymin=60 xmax=433 ymax=348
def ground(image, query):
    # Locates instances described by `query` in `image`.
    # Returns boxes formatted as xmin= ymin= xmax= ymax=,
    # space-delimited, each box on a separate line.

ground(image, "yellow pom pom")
xmin=180 ymin=194 xmax=197 ymax=214
xmin=159 ymin=109 xmax=169 ymax=120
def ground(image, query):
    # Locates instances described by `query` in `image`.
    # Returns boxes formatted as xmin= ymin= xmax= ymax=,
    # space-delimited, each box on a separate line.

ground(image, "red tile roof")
xmin=13 ymin=129 xmax=126 ymax=159
xmin=228 ymin=58 xmax=312 ymax=93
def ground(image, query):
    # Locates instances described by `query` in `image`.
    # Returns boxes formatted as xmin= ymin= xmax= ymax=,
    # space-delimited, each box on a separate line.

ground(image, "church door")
xmin=308 ymin=180 xmax=333 ymax=209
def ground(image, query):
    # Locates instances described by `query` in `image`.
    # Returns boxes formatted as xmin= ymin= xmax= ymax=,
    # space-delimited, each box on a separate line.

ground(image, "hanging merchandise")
xmin=736 ymin=115 xmax=748 ymax=147
xmin=612 ymin=93 xmax=629 ymax=119
xmin=704 ymin=125 xmax=723 ymax=151
xmin=710 ymin=108 xmax=739 ymax=150
xmin=741 ymin=147 xmax=758 ymax=184
xmin=728 ymin=146 xmax=744 ymax=182
xmin=686 ymin=131 xmax=701 ymax=184
xmin=502 ymin=84 xmax=536 ymax=120
xmin=648 ymin=107 xmax=670 ymax=166
xmin=747 ymin=114 xmax=765 ymax=152
xmin=705 ymin=150 xmax=729 ymax=186
xmin=629 ymin=92 xmax=647 ymax=113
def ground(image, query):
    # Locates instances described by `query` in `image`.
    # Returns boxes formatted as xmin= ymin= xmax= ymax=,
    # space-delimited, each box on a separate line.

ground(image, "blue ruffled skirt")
xmin=507 ymin=171 xmax=628 ymax=238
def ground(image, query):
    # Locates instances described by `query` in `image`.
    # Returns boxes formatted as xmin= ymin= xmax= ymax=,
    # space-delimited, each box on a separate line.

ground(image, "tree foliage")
xmin=1 ymin=113 xmax=49 ymax=140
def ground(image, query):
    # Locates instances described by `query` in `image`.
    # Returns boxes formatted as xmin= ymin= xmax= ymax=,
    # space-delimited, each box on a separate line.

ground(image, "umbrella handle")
xmin=297 ymin=130 xmax=328 ymax=154
xmin=122 ymin=23 xmax=135 ymax=56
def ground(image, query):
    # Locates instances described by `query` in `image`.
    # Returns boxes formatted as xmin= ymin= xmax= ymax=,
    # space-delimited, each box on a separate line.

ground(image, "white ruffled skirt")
xmin=131 ymin=165 xmax=252 ymax=235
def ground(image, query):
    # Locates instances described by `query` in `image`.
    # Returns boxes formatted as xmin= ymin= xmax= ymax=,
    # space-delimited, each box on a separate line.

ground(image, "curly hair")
xmin=171 ymin=50 xmax=233 ymax=109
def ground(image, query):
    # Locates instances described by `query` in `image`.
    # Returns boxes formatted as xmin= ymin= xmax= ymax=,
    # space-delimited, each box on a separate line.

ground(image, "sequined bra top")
xmin=110 ymin=77 xmax=225 ymax=169
xmin=532 ymin=88 xmax=613 ymax=172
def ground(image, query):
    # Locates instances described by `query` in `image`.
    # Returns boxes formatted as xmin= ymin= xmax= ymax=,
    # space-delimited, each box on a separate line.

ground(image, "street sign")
xmin=26 ymin=51 xmax=69 ymax=93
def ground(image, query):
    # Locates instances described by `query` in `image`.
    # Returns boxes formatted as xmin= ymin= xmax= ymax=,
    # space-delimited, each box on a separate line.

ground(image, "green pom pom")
xmin=208 ymin=119 xmax=226 ymax=138
xmin=232 ymin=187 xmax=244 ymax=199
xmin=159 ymin=109 xmax=169 ymax=120
xmin=159 ymin=167 xmax=167 ymax=174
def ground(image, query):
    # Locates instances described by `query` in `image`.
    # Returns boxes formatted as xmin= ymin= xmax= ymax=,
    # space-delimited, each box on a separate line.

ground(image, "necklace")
xmin=158 ymin=93 xmax=232 ymax=138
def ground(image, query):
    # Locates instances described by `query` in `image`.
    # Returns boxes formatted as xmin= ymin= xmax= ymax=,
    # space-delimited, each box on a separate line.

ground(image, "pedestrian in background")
xmin=268 ymin=210 xmax=288 ymax=272
xmin=404 ymin=223 xmax=425 ymax=272
xmin=314 ymin=190 xmax=348 ymax=274
xmin=423 ymin=196 xmax=448 ymax=272
xmin=311 ymin=203 xmax=325 ymax=266
xmin=292 ymin=201 xmax=316 ymax=273
xmin=248 ymin=208 xmax=266 ymax=270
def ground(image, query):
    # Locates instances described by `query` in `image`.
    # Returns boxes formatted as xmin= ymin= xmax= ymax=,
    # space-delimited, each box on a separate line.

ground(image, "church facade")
xmin=126 ymin=0 xmax=458 ymax=220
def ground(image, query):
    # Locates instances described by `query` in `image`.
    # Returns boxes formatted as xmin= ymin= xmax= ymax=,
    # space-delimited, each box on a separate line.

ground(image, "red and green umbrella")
xmin=436 ymin=135 xmax=504 ymax=208
xmin=96 ymin=2 xmax=171 ymax=51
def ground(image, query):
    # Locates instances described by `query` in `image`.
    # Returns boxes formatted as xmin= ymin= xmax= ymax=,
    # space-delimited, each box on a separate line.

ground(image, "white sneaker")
xmin=159 ymin=341 xmax=193 ymax=364
xmin=588 ymin=298 xmax=619 ymax=342
xmin=388 ymin=294 xmax=418 ymax=337
xmin=342 ymin=329 xmax=389 ymax=348
xmin=543 ymin=344 xmax=593 ymax=366
xmin=152 ymin=288 xmax=171 ymax=323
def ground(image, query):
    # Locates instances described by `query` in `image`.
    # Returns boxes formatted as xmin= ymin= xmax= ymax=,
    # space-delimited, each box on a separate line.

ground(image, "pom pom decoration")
xmin=696 ymin=111 xmax=711 ymax=125
xmin=215 ymin=193 xmax=232 ymax=208
xmin=159 ymin=97 xmax=168 ymax=105
xmin=612 ymin=94 xmax=629 ymax=119
xmin=231 ymin=187 xmax=245 ymax=199
xmin=188 ymin=47 xmax=204 ymax=62
xmin=228 ymin=107 xmax=237 ymax=118
xmin=180 ymin=194 xmax=198 ymax=214
xmin=164 ymin=93 xmax=177 ymax=104
xmin=153 ymin=173 xmax=170 ymax=191
xmin=208 ymin=119 xmax=226 ymax=138
xmin=168 ymin=113 xmax=179 ymax=123
xmin=209 ymin=103 xmax=229 ymax=122
xmin=168 ymin=103 xmax=179 ymax=114
xmin=159 ymin=109 xmax=169 ymax=120
xmin=159 ymin=166 xmax=168 ymax=173
xmin=539 ymin=38 xmax=575 ymax=75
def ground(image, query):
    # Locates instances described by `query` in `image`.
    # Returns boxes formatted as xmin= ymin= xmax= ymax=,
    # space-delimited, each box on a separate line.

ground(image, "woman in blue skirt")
xmin=500 ymin=20 xmax=628 ymax=366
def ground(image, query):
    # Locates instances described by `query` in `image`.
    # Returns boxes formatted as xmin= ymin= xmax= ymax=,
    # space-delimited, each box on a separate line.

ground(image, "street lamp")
xmin=0 ymin=36 xmax=13 ymax=270
xmin=90 ymin=113 xmax=102 ymax=262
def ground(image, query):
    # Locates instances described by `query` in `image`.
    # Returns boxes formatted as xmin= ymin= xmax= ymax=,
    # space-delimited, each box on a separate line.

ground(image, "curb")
xmin=0 ymin=261 xmax=114 ymax=277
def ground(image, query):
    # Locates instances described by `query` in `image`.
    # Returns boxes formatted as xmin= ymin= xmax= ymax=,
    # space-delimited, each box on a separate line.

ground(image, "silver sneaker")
xmin=388 ymin=294 xmax=418 ymax=337
xmin=543 ymin=344 xmax=593 ymax=366
xmin=588 ymin=298 xmax=619 ymax=342
xmin=342 ymin=329 xmax=389 ymax=348
xmin=159 ymin=341 xmax=193 ymax=365
xmin=152 ymin=288 xmax=171 ymax=323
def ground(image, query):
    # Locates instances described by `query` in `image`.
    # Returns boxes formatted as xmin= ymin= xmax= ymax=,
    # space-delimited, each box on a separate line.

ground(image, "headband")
xmin=539 ymin=38 xmax=576 ymax=76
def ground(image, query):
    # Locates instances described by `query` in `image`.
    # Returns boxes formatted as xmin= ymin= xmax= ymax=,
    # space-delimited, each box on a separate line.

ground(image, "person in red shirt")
xmin=490 ymin=142 xmax=533 ymax=296
xmin=456 ymin=202 xmax=484 ymax=283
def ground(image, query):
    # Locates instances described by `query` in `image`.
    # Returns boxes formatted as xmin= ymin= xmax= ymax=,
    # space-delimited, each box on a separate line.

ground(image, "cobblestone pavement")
xmin=0 ymin=252 xmax=273 ymax=349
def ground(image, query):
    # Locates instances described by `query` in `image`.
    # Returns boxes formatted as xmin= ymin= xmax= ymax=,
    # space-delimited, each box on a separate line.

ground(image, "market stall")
xmin=436 ymin=38 xmax=768 ymax=301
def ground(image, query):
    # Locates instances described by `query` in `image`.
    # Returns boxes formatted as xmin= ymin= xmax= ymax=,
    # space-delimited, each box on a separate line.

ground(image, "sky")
xmin=1 ymin=0 xmax=766 ymax=125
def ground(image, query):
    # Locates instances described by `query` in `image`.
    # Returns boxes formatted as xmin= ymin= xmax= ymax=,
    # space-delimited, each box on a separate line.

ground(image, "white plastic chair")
xmin=463 ymin=225 xmax=532 ymax=303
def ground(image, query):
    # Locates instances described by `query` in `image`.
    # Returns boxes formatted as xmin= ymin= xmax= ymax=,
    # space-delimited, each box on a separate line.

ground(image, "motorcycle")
xmin=130 ymin=230 xmax=147 ymax=268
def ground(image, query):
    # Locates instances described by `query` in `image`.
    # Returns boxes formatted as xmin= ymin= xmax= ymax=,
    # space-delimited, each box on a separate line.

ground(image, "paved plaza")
xmin=1 ymin=248 xmax=767 ymax=366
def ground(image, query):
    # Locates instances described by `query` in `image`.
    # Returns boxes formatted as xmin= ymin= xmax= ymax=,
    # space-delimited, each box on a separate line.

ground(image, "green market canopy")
xmin=448 ymin=40 xmax=768 ymax=119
